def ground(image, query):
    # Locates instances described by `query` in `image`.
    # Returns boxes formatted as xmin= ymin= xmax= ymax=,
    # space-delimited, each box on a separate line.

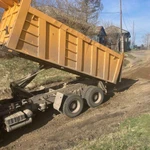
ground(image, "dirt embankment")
xmin=0 ymin=50 xmax=150 ymax=150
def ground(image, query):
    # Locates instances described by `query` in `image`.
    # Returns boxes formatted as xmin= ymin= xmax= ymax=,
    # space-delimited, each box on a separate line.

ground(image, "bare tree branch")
xmin=32 ymin=0 xmax=103 ymax=36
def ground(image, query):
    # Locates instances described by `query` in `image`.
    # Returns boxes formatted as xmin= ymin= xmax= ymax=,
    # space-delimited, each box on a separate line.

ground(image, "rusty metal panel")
xmin=0 ymin=0 xmax=124 ymax=84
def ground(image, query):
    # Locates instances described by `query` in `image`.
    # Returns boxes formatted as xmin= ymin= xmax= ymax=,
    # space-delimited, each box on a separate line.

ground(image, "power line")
xmin=122 ymin=0 xmax=133 ymax=28
xmin=132 ymin=21 xmax=135 ymax=46
xmin=122 ymin=14 xmax=128 ymax=31
xmin=101 ymin=12 xmax=119 ymax=14
xmin=122 ymin=1 xmax=150 ymax=34
xmin=120 ymin=0 xmax=124 ymax=53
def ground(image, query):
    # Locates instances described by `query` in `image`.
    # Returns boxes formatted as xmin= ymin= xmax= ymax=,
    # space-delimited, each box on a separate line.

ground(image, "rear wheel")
xmin=84 ymin=86 xmax=104 ymax=108
xmin=62 ymin=94 xmax=84 ymax=118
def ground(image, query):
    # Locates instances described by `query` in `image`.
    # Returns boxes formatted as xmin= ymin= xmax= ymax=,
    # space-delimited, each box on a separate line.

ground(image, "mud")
xmin=0 ymin=50 xmax=150 ymax=150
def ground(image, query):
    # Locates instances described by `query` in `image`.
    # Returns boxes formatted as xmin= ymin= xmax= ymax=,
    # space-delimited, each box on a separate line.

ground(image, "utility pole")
xmin=119 ymin=0 xmax=124 ymax=82
xmin=147 ymin=34 xmax=150 ymax=50
xmin=120 ymin=0 xmax=124 ymax=53
xmin=132 ymin=21 xmax=135 ymax=48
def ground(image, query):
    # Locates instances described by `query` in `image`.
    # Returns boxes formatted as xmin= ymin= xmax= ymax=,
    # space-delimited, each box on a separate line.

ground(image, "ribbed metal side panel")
xmin=0 ymin=0 xmax=124 ymax=84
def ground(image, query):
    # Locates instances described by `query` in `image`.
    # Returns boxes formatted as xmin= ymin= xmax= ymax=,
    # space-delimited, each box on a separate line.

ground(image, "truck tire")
xmin=63 ymin=94 xmax=84 ymax=118
xmin=82 ymin=86 xmax=95 ymax=99
xmin=84 ymin=86 xmax=104 ymax=108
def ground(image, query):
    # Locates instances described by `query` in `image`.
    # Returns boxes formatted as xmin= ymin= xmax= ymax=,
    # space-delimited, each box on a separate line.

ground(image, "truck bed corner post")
xmin=7 ymin=0 xmax=32 ymax=49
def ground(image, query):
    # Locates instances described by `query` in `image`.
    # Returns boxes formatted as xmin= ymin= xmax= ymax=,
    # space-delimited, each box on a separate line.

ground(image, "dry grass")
xmin=70 ymin=113 xmax=150 ymax=150
xmin=0 ymin=57 xmax=76 ymax=99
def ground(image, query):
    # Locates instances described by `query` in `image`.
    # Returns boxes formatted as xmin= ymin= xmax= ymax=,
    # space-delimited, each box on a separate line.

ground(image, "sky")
xmin=100 ymin=0 xmax=150 ymax=45
xmin=37 ymin=0 xmax=149 ymax=45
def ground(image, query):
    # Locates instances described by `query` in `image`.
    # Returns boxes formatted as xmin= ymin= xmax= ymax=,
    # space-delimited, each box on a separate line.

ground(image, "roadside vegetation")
xmin=123 ymin=52 xmax=136 ymax=67
xmin=71 ymin=113 xmax=150 ymax=150
xmin=0 ymin=57 xmax=75 ymax=91
xmin=0 ymin=52 xmax=134 ymax=90
xmin=0 ymin=51 xmax=136 ymax=97
xmin=0 ymin=52 xmax=149 ymax=149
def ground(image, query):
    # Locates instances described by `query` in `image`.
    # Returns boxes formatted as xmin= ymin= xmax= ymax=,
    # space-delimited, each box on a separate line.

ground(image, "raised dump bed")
xmin=0 ymin=0 xmax=125 ymax=134
xmin=0 ymin=0 xmax=124 ymax=84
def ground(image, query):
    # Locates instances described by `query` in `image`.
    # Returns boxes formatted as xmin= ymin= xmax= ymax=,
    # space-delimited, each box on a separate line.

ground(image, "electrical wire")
xmin=101 ymin=12 xmax=119 ymax=14
xmin=122 ymin=14 xmax=128 ymax=31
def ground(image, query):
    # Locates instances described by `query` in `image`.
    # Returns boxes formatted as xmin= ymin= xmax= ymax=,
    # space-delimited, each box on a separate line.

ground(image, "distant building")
xmin=90 ymin=26 xmax=107 ymax=46
xmin=105 ymin=25 xmax=131 ymax=52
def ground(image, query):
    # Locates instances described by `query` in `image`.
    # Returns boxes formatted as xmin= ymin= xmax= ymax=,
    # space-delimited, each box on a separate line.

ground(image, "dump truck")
xmin=0 ymin=0 xmax=124 ymax=133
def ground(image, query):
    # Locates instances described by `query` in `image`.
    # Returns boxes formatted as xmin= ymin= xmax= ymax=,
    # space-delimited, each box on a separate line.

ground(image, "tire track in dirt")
xmin=1 ymin=78 xmax=150 ymax=150
xmin=1 ymin=50 xmax=150 ymax=150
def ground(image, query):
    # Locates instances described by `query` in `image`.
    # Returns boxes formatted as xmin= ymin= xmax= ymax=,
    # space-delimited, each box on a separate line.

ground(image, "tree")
xmin=31 ymin=0 xmax=37 ymax=7
xmin=105 ymin=27 xmax=121 ymax=51
xmin=143 ymin=34 xmax=150 ymax=50
xmin=72 ymin=0 xmax=103 ymax=24
xmin=35 ymin=0 xmax=103 ymax=36
xmin=101 ymin=20 xmax=114 ymax=29
xmin=67 ymin=0 xmax=103 ymax=35
xmin=0 ymin=8 xmax=4 ymax=19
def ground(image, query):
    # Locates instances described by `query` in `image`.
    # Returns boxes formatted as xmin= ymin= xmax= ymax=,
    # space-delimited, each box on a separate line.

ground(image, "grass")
xmin=0 ymin=57 xmax=76 ymax=90
xmin=71 ymin=113 xmax=150 ymax=150
xmin=123 ymin=59 xmax=130 ymax=67
xmin=0 ymin=52 xmax=136 ymax=89
xmin=126 ymin=53 xmax=136 ymax=59
xmin=123 ymin=52 xmax=137 ymax=67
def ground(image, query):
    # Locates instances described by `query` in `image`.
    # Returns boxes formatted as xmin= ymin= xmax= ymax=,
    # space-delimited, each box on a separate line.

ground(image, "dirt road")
xmin=0 ymin=50 xmax=150 ymax=150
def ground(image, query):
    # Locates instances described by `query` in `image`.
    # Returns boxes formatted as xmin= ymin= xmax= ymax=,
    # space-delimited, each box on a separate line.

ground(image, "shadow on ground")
xmin=107 ymin=78 xmax=138 ymax=93
xmin=0 ymin=105 xmax=59 ymax=147
xmin=0 ymin=78 xmax=138 ymax=147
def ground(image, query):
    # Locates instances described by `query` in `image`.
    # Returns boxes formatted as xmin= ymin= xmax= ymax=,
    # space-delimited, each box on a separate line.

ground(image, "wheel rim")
xmin=92 ymin=92 xmax=102 ymax=104
xmin=69 ymin=100 xmax=80 ymax=113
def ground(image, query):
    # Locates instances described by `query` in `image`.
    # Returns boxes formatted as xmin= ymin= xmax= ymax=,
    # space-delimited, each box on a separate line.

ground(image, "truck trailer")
xmin=0 ymin=0 xmax=124 ymax=133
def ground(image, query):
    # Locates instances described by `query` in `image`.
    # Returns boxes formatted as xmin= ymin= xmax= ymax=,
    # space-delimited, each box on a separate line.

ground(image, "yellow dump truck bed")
xmin=0 ymin=0 xmax=124 ymax=84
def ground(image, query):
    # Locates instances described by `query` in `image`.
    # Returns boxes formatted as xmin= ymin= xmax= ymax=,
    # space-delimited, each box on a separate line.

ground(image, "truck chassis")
xmin=0 ymin=66 xmax=106 ymax=133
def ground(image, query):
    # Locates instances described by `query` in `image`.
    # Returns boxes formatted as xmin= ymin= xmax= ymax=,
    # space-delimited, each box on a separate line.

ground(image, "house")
xmin=90 ymin=26 xmax=107 ymax=46
xmin=105 ymin=25 xmax=131 ymax=52
xmin=37 ymin=6 xmax=108 ymax=45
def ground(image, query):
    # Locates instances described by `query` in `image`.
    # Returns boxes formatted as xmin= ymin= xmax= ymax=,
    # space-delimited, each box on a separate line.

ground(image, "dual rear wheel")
xmin=62 ymin=95 xmax=83 ymax=118
xmin=62 ymin=86 xmax=104 ymax=118
xmin=83 ymin=86 xmax=104 ymax=108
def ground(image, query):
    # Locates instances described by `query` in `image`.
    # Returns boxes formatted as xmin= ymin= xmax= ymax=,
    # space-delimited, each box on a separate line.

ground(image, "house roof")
xmin=105 ymin=25 xmax=131 ymax=37
xmin=95 ymin=26 xmax=107 ymax=35
xmin=96 ymin=26 xmax=103 ymax=32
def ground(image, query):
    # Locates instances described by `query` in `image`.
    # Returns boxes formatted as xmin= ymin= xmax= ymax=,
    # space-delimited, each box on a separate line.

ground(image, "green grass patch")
xmin=123 ymin=59 xmax=130 ymax=67
xmin=0 ymin=57 xmax=75 ymax=90
xmin=71 ymin=113 xmax=150 ymax=150
xmin=125 ymin=53 xmax=136 ymax=59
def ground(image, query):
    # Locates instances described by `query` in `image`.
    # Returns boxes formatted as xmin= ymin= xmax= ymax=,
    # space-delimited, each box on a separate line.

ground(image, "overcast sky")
xmin=100 ymin=0 xmax=150 ymax=45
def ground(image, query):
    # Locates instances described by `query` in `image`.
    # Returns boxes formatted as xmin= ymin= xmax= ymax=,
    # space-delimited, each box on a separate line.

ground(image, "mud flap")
xmin=53 ymin=92 xmax=64 ymax=113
